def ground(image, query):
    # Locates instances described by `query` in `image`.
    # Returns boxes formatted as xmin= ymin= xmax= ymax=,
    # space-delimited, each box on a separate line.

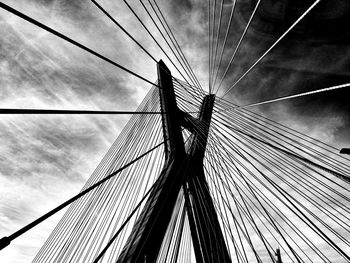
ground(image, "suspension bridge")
xmin=0 ymin=0 xmax=350 ymax=262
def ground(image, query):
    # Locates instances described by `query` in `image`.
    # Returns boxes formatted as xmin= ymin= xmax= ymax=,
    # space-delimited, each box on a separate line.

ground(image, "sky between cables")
xmin=0 ymin=0 xmax=350 ymax=262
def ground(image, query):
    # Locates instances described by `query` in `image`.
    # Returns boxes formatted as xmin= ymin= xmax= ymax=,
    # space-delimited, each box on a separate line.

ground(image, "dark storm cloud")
xmin=169 ymin=0 xmax=193 ymax=14
xmin=208 ymin=0 xmax=350 ymax=145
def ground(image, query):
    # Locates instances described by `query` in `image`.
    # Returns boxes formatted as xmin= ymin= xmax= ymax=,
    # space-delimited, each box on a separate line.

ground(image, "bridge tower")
xmin=116 ymin=60 xmax=231 ymax=262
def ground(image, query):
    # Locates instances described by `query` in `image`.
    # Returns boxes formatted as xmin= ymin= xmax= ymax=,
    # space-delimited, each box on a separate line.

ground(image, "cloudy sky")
xmin=0 ymin=0 xmax=349 ymax=262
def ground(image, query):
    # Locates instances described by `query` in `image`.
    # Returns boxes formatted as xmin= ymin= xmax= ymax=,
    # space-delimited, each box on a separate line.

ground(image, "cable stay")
xmin=218 ymin=0 xmax=322 ymax=100
xmin=120 ymin=0 xmax=205 ymax=97
xmin=0 ymin=109 xmax=164 ymax=114
xmin=149 ymin=0 xmax=204 ymax=92
xmin=216 ymin=82 xmax=350 ymax=113
xmin=214 ymin=0 xmax=262 ymax=94
xmin=211 ymin=0 xmax=238 ymax=92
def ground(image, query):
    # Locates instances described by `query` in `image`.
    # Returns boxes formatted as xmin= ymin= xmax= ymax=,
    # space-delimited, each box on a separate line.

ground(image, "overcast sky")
xmin=0 ymin=0 xmax=349 ymax=262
